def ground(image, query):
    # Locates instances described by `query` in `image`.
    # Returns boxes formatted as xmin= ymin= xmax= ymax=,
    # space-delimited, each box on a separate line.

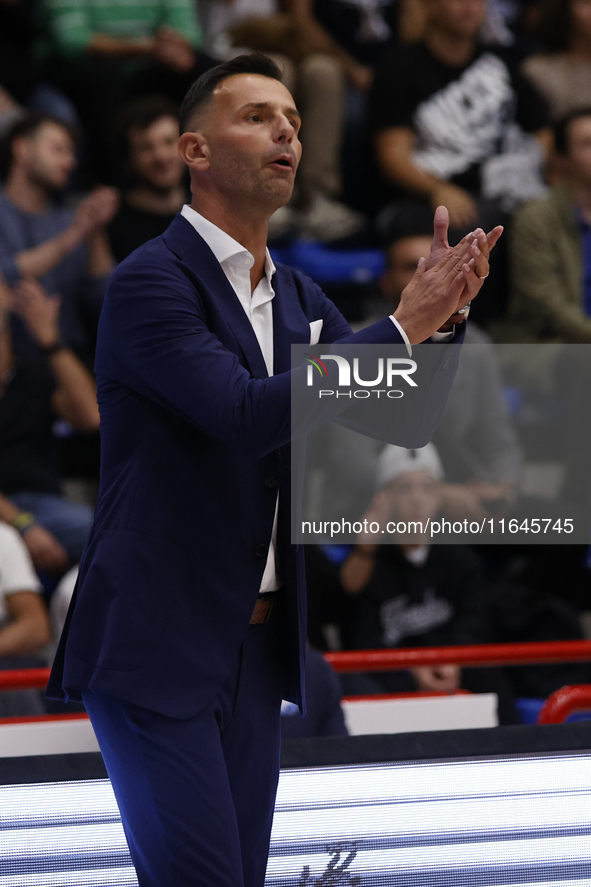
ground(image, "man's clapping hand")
xmin=393 ymin=206 xmax=503 ymax=343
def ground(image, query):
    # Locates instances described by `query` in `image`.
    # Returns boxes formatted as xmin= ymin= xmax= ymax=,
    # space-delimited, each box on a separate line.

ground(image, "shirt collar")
xmin=181 ymin=204 xmax=276 ymax=284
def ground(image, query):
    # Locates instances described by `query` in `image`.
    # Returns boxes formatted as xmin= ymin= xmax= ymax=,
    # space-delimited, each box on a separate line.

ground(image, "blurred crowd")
xmin=1 ymin=0 xmax=591 ymax=729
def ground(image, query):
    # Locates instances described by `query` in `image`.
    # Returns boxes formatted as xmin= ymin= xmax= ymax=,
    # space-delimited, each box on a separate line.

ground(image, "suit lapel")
xmin=162 ymin=215 xmax=269 ymax=380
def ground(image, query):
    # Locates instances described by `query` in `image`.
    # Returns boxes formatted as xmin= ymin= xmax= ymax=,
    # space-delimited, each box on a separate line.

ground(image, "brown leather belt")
xmin=250 ymin=595 xmax=275 ymax=624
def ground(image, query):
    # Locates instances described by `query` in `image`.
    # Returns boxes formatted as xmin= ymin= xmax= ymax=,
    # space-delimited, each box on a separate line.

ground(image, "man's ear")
xmin=178 ymin=131 xmax=210 ymax=171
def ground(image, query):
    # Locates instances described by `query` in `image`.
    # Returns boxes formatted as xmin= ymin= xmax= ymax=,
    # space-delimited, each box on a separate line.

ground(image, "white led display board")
xmin=0 ymin=750 xmax=590 ymax=886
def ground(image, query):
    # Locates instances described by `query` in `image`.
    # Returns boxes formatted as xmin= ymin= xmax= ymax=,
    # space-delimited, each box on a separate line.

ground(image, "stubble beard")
xmin=215 ymin=149 xmax=295 ymax=216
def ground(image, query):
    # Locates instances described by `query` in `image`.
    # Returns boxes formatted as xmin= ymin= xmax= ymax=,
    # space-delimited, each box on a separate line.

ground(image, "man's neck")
xmin=126 ymin=183 xmax=186 ymax=216
xmin=4 ymin=169 xmax=50 ymax=214
xmin=190 ymin=194 xmax=270 ymax=290
xmin=424 ymin=28 xmax=477 ymax=67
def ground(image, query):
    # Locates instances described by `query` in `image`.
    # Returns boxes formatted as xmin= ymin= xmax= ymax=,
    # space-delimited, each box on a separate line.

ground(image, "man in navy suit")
xmin=48 ymin=54 xmax=500 ymax=887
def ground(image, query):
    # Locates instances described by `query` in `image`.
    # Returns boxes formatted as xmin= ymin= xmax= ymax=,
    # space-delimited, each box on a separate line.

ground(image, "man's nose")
xmin=275 ymin=116 xmax=295 ymax=142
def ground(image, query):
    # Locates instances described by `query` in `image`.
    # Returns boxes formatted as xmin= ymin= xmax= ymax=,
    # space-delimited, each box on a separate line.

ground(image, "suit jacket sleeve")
xmin=96 ymin=252 xmax=413 ymax=459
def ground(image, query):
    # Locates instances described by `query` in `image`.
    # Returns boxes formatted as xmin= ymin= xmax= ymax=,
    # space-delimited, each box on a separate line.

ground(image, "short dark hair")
xmin=0 ymin=112 xmax=77 ymax=180
xmin=554 ymin=107 xmax=591 ymax=155
xmin=116 ymin=95 xmax=180 ymax=161
xmin=179 ymin=53 xmax=282 ymax=134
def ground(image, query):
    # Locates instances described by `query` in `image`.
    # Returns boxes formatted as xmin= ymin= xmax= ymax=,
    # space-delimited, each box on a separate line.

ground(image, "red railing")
xmin=2 ymin=641 xmax=591 ymax=691
xmin=325 ymin=640 xmax=591 ymax=673
xmin=0 ymin=667 xmax=50 ymax=691
xmin=1 ymin=646 xmax=591 ymax=726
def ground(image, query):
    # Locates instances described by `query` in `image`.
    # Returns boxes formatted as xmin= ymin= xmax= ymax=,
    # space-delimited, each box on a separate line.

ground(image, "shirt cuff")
xmin=389 ymin=315 xmax=412 ymax=357
xmin=389 ymin=316 xmax=457 ymax=355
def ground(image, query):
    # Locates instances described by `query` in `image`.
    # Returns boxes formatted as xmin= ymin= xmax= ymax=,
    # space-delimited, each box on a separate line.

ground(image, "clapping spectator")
xmin=0 ymin=273 xmax=99 ymax=575
xmin=0 ymin=113 xmax=118 ymax=366
xmin=108 ymin=97 xmax=188 ymax=263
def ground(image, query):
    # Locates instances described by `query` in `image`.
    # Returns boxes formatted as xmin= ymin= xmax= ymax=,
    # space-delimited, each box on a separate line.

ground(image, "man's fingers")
xmin=444 ymin=267 xmax=468 ymax=306
xmin=486 ymin=225 xmax=504 ymax=252
xmin=431 ymin=205 xmax=450 ymax=252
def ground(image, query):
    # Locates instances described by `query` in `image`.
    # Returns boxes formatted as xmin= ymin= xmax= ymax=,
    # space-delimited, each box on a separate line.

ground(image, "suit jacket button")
xmin=265 ymin=475 xmax=278 ymax=488
xmin=255 ymin=544 xmax=268 ymax=557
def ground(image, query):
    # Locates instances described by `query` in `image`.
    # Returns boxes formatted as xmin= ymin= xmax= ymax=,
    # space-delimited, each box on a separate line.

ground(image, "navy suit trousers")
xmin=82 ymin=617 xmax=284 ymax=887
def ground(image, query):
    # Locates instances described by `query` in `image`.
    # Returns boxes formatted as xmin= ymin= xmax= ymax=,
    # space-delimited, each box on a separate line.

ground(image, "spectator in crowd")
xmin=0 ymin=273 xmax=99 ymax=574
xmin=338 ymin=443 xmax=519 ymax=724
xmin=41 ymin=0 xmax=215 ymax=180
xmin=108 ymin=97 xmax=188 ymax=263
xmin=200 ymin=0 xmax=364 ymax=241
xmin=509 ymin=108 xmax=591 ymax=343
xmin=509 ymin=108 xmax=591 ymax=513
xmin=0 ymin=113 xmax=118 ymax=366
xmin=280 ymin=646 xmax=348 ymax=738
xmin=522 ymin=0 xmax=591 ymax=123
xmin=369 ymin=0 xmax=551 ymax=231
xmin=0 ymin=0 xmax=77 ymax=136
xmin=0 ymin=522 xmax=52 ymax=716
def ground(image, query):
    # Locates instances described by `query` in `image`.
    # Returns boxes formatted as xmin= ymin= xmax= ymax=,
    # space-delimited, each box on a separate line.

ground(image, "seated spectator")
xmin=280 ymin=646 xmax=348 ymax=738
xmin=0 ymin=113 xmax=118 ymax=366
xmin=509 ymin=108 xmax=591 ymax=512
xmin=510 ymin=107 xmax=591 ymax=342
xmin=0 ymin=273 xmax=99 ymax=574
xmin=338 ymin=443 xmax=519 ymax=724
xmin=108 ymin=97 xmax=187 ymax=263
xmin=521 ymin=0 xmax=591 ymax=122
xmin=40 ymin=0 xmax=215 ymax=181
xmin=0 ymin=521 xmax=52 ymax=716
xmin=370 ymin=0 xmax=551 ymax=231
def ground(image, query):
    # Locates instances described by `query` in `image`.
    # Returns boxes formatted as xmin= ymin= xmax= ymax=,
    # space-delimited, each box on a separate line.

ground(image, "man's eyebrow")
xmin=239 ymin=101 xmax=301 ymax=119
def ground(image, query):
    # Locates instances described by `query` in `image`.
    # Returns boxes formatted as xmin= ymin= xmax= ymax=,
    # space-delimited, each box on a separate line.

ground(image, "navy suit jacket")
xmin=48 ymin=214 xmax=462 ymax=718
